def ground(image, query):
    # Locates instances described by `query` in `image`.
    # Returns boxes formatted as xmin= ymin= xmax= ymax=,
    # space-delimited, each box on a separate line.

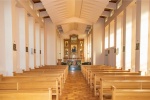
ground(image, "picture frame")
xmin=65 ymin=41 xmax=68 ymax=47
xmin=71 ymin=44 xmax=77 ymax=52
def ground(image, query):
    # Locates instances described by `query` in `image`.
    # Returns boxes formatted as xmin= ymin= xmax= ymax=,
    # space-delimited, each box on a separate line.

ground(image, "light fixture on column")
xmin=13 ymin=44 xmax=17 ymax=51
xmin=26 ymin=47 xmax=28 ymax=52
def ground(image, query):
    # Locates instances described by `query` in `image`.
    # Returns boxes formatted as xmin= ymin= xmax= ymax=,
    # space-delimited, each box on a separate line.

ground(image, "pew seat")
xmin=0 ymin=89 xmax=52 ymax=100
xmin=111 ymin=86 xmax=150 ymax=100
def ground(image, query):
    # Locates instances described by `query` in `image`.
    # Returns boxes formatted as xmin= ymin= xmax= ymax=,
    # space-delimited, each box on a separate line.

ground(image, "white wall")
xmin=44 ymin=18 xmax=57 ymax=65
xmin=92 ymin=18 xmax=105 ymax=65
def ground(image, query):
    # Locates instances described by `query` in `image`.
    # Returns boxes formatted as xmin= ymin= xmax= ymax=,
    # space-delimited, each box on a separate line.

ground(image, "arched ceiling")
xmin=32 ymin=0 xmax=118 ymax=38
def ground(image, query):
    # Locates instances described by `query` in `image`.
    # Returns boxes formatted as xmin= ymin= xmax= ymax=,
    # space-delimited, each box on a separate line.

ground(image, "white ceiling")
xmin=38 ymin=0 xmax=114 ymax=38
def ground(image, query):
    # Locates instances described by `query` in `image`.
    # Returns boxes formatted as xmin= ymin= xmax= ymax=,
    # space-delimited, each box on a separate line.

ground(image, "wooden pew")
xmin=12 ymin=73 xmax=64 ymax=94
xmin=99 ymin=79 xmax=150 ymax=100
xmin=94 ymin=75 xmax=150 ymax=96
xmin=111 ymin=86 xmax=150 ymax=100
xmin=40 ymin=65 xmax=68 ymax=68
xmin=88 ymin=69 xmax=130 ymax=85
xmin=13 ymin=72 xmax=66 ymax=83
xmin=0 ymin=89 xmax=52 ymax=100
xmin=82 ymin=66 xmax=119 ymax=79
xmin=36 ymin=65 xmax=68 ymax=76
xmin=81 ymin=65 xmax=106 ymax=77
xmin=85 ymin=67 xmax=122 ymax=80
xmin=33 ymin=65 xmax=68 ymax=78
xmin=25 ymin=69 xmax=68 ymax=82
xmin=0 ymin=75 xmax=63 ymax=95
xmin=89 ymin=71 xmax=141 ymax=89
xmin=0 ymin=74 xmax=2 ymax=81
xmin=81 ymin=65 xmax=105 ymax=75
xmin=0 ymin=80 xmax=58 ymax=100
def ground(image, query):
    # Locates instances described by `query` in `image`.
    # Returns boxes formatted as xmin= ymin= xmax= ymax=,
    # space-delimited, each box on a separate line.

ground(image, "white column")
xmin=35 ymin=23 xmax=40 ymax=67
xmin=148 ymin=0 xmax=150 ymax=75
xmin=116 ymin=14 xmax=123 ymax=68
xmin=93 ymin=18 xmax=105 ymax=65
xmin=12 ymin=0 xmax=19 ymax=72
xmin=140 ymin=0 xmax=149 ymax=74
xmin=104 ymin=25 xmax=109 ymax=65
xmin=41 ymin=28 xmax=44 ymax=66
xmin=17 ymin=8 xmax=26 ymax=71
xmin=60 ymin=36 xmax=64 ymax=61
xmin=135 ymin=0 xmax=141 ymax=72
xmin=25 ymin=11 xmax=29 ymax=71
xmin=114 ymin=18 xmax=117 ymax=67
xmin=56 ymin=34 xmax=61 ymax=60
xmin=131 ymin=3 xmax=136 ymax=72
xmin=122 ymin=10 xmax=126 ymax=70
xmin=0 ymin=0 xmax=13 ymax=76
xmin=109 ymin=20 xmax=115 ymax=66
xmin=28 ymin=17 xmax=35 ymax=69
xmin=84 ymin=37 xmax=88 ymax=62
xmin=44 ymin=19 xmax=57 ymax=65
xmin=125 ymin=5 xmax=132 ymax=70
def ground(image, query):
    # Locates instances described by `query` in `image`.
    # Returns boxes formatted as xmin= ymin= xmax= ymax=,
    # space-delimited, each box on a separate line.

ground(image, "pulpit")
xmin=57 ymin=59 xmax=62 ymax=65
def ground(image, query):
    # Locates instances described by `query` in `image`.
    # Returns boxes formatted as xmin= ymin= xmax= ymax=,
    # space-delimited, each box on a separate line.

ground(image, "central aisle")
xmin=59 ymin=71 xmax=99 ymax=100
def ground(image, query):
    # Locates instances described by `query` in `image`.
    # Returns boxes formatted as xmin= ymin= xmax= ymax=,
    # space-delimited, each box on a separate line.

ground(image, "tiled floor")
xmin=59 ymin=71 xmax=99 ymax=100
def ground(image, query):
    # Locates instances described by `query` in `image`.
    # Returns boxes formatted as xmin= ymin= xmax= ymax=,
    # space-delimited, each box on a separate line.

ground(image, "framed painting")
xmin=64 ymin=41 xmax=69 ymax=47
xmin=70 ymin=35 xmax=78 ymax=43
xmin=71 ymin=44 xmax=77 ymax=52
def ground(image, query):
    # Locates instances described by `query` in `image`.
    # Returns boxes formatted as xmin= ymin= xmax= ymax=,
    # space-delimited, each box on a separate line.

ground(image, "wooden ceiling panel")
xmin=37 ymin=0 xmax=119 ymax=36
xmin=43 ymin=16 xmax=50 ymax=18
xmin=39 ymin=8 xmax=46 ymax=12
xmin=109 ymin=0 xmax=118 ymax=3
xmin=32 ymin=0 xmax=41 ymax=3
xmin=104 ymin=8 xmax=112 ymax=11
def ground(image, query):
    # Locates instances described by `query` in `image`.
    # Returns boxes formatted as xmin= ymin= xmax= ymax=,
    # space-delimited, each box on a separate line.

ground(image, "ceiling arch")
xmin=32 ymin=0 xmax=119 ymax=36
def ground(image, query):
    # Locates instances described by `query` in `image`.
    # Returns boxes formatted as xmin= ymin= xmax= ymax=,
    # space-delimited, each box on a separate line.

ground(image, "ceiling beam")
xmin=109 ymin=0 xmax=118 ymax=3
xmin=32 ymin=0 xmax=41 ymax=3
xmin=39 ymin=8 xmax=46 ymax=12
xmin=43 ymin=16 xmax=50 ymax=18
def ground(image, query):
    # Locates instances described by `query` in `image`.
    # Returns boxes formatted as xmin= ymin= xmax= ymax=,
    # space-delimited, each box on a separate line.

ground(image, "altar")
xmin=65 ymin=59 xmax=81 ymax=71
xmin=63 ymin=34 xmax=84 ymax=71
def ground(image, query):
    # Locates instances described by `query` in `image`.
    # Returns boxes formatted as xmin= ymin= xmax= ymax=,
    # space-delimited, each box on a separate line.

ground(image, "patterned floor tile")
xmin=59 ymin=71 xmax=99 ymax=100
